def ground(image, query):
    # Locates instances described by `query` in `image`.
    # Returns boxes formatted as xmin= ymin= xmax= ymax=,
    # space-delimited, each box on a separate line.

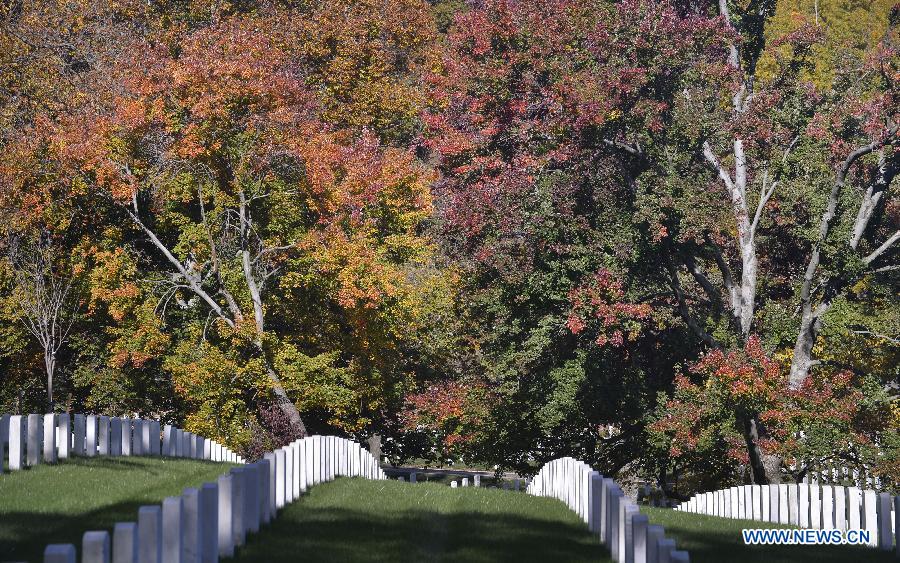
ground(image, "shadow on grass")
xmin=233 ymin=504 xmax=606 ymax=563
xmin=0 ymin=501 xmax=150 ymax=562
xmin=0 ymin=457 xmax=231 ymax=563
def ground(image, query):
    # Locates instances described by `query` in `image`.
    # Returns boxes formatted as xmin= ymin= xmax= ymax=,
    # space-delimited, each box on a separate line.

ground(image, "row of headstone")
xmin=0 ymin=413 xmax=243 ymax=473
xmin=802 ymin=463 xmax=883 ymax=492
xmin=528 ymin=457 xmax=690 ymax=563
xmin=448 ymin=477 xmax=522 ymax=490
xmin=43 ymin=435 xmax=386 ymax=563
xmin=676 ymin=483 xmax=898 ymax=554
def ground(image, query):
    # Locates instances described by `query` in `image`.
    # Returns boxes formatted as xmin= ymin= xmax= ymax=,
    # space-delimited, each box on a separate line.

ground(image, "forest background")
xmin=0 ymin=0 xmax=897 ymax=496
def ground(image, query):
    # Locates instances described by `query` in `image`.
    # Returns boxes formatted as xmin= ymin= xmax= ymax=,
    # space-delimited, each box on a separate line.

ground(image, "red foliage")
xmin=565 ymin=269 xmax=650 ymax=347
xmin=400 ymin=380 xmax=491 ymax=456
xmin=652 ymin=337 xmax=884 ymax=470
xmin=424 ymin=0 xmax=728 ymax=268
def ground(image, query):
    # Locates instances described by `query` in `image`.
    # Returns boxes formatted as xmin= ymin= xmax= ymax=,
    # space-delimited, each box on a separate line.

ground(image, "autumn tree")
xmin=0 ymin=6 xmax=439 ymax=450
xmin=5 ymin=234 xmax=80 ymax=411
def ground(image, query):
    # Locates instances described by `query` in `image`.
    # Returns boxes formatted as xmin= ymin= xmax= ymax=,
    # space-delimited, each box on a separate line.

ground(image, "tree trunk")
xmin=789 ymin=305 xmax=824 ymax=388
xmin=367 ymin=433 xmax=382 ymax=462
xmin=256 ymin=345 xmax=308 ymax=438
xmin=742 ymin=415 xmax=781 ymax=484
xmin=737 ymin=241 xmax=757 ymax=339
xmin=45 ymin=350 xmax=55 ymax=413
xmin=272 ymin=377 xmax=307 ymax=438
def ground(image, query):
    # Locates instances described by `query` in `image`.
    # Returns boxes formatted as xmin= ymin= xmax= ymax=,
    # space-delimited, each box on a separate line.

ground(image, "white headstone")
xmin=809 ymin=485 xmax=821 ymax=528
xmin=83 ymin=530 xmax=110 ymax=563
xmin=132 ymin=420 xmax=143 ymax=456
xmin=182 ymin=488 xmax=202 ymax=563
xmin=623 ymin=502 xmax=638 ymax=562
xmin=137 ymin=505 xmax=162 ymax=563
xmin=110 ymin=418 xmax=122 ymax=457
xmin=820 ymin=485 xmax=834 ymax=529
xmin=141 ymin=421 xmax=153 ymax=457
xmin=200 ymin=483 xmax=218 ymax=563
xmin=218 ymin=473 xmax=235 ymax=557
xmin=287 ymin=445 xmax=296 ymax=502
xmin=735 ymin=486 xmax=743 ymax=518
xmin=730 ymin=487 xmax=739 ymax=518
xmin=846 ymin=487 xmax=862 ymax=531
xmin=9 ymin=414 xmax=27 ymax=471
xmin=894 ymin=496 xmax=900 ymax=557
xmin=121 ymin=418 xmax=132 ymax=457
xmin=149 ymin=421 xmax=161 ymax=456
xmin=861 ymin=489 xmax=878 ymax=547
xmin=656 ymin=536 xmax=675 ymax=563
xmin=257 ymin=460 xmax=270 ymax=526
xmin=43 ymin=413 xmax=58 ymax=463
xmin=44 ymin=544 xmax=77 ymax=563
xmin=451 ymin=481 xmax=458 ymax=488
xmin=750 ymin=485 xmax=761 ymax=520
xmin=98 ymin=416 xmax=111 ymax=456
xmin=798 ymin=484 xmax=811 ymax=527
xmin=642 ymin=525 xmax=661 ymax=560
xmin=112 ymin=522 xmax=137 ymax=563
xmin=300 ymin=440 xmax=311 ymax=492
xmin=235 ymin=467 xmax=254 ymax=536
xmin=275 ymin=449 xmax=286 ymax=509
xmin=162 ymin=425 xmax=174 ymax=457
xmin=161 ymin=496 xmax=183 ymax=562
xmin=875 ymin=492 xmax=892 ymax=551
xmin=57 ymin=413 xmax=71 ymax=459
xmin=86 ymin=415 xmax=98 ymax=457
xmin=632 ymin=513 xmax=649 ymax=563
xmin=27 ymin=413 xmax=43 ymax=466
xmin=833 ymin=485 xmax=847 ymax=531
xmin=608 ymin=488 xmax=622 ymax=560
xmin=462 ymin=477 xmax=469 ymax=487
xmin=787 ymin=484 xmax=799 ymax=525
xmin=239 ymin=465 xmax=255 ymax=534
xmin=73 ymin=413 xmax=86 ymax=457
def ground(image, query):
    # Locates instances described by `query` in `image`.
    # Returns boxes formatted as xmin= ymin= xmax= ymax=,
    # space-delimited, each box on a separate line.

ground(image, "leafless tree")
xmin=7 ymin=235 xmax=80 ymax=412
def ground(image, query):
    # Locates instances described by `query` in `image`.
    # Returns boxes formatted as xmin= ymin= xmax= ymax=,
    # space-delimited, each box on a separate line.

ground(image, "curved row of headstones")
xmin=675 ymin=483 xmax=899 ymax=554
xmin=43 ymin=435 xmax=386 ymax=563
xmin=0 ymin=413 xmax=243 ymax=470
xmin=528 ymin=457 xmax=690 ymax=563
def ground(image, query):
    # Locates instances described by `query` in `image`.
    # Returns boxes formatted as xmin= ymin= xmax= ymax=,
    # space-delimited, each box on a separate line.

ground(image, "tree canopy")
xmin=1 ymin=0 xmax=897 ymax=492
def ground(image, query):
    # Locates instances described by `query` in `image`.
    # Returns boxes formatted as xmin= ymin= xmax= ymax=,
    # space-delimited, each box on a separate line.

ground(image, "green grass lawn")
xmin=232 ymin=477 xmax=609 ymax=563
xmin=643 ymin=506 xmax=896 ymax=563
xmin=0 ymin=456 xmax=234 ymax=563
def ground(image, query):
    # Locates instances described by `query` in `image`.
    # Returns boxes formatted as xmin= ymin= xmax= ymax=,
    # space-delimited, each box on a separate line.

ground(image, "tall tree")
xmin=6 ymin=234 xmax=80 ymax=411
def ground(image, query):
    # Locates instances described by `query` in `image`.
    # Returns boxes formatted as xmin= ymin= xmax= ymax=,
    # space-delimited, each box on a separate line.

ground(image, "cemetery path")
xmin=229 ymin=477 xmax=609 ymax=562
